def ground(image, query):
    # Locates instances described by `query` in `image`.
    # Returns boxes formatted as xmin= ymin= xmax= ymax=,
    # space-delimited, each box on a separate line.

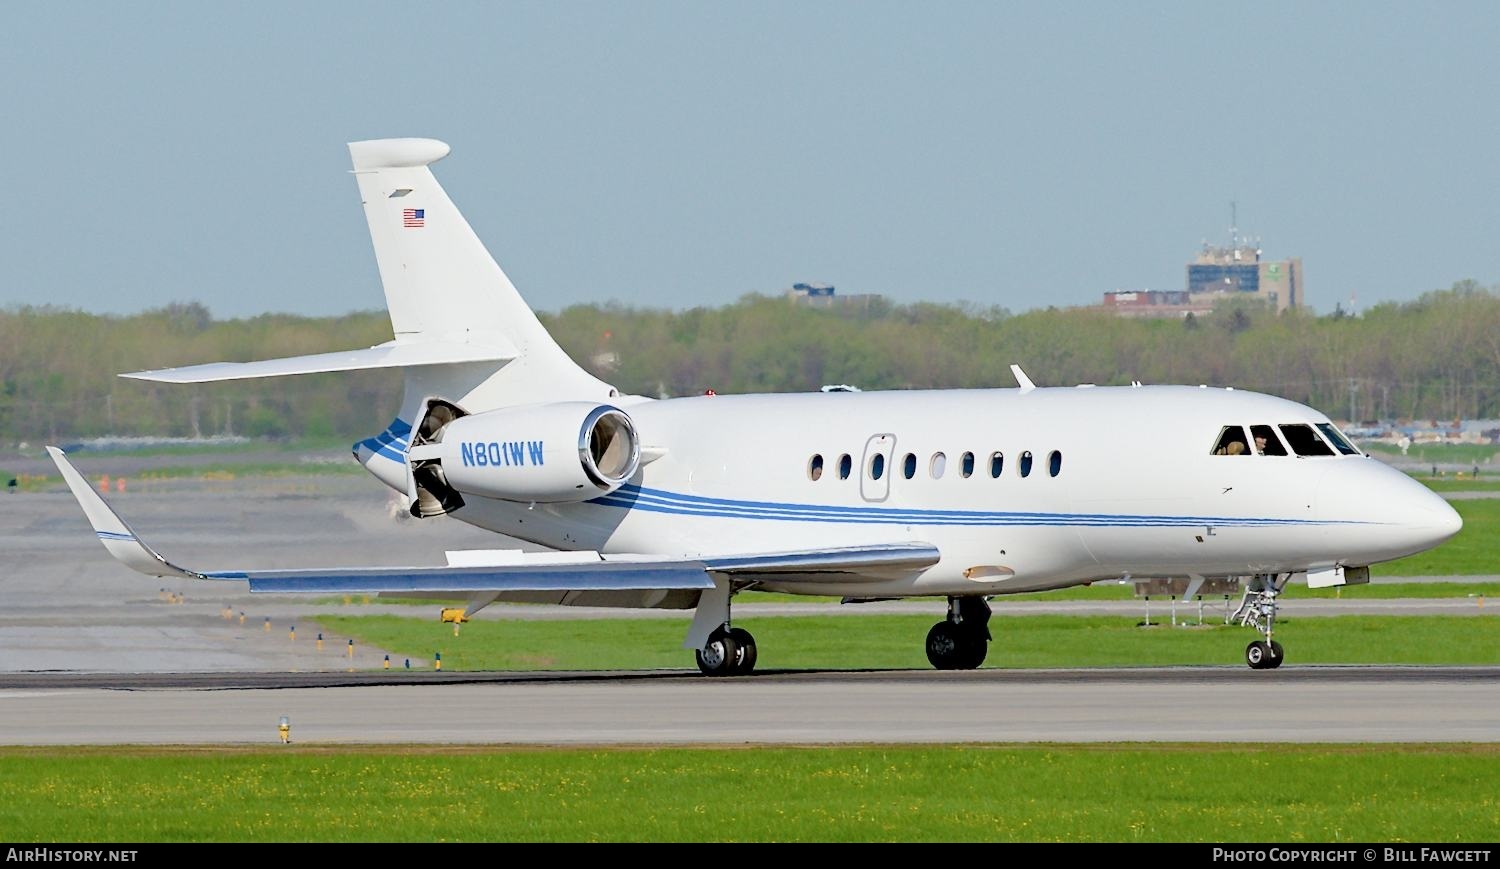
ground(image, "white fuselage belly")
xmin=364 ymin=385 xmax=1458 ymax=597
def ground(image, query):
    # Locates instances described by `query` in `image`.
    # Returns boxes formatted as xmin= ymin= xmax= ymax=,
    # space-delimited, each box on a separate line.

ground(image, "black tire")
xmin=728 ymin=627 xmax=757 ymax=675
xmin=926 ymin=622 xmax=962 ymax=670
xmin=959 ymin=631 xmax=988 ymax=670
xmin=1266 ymin=640 xmax=1285 ymax=669
xmin=1246 ymin=640 xmax=1269 ymax=670
xmin=696 ymin=632 xmax=740 ymax=676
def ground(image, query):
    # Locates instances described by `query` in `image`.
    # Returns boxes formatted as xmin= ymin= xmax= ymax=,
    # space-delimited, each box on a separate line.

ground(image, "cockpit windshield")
xmin=1211 ymin=426 xmax=1250 ymax=456
xmin=1212 ymin=422 xmax=1359 ymax=457
xmin=1316 ymin=422 xmax=1361 ymax=455
xmin=1279 ymin=424 xmax=1335 ymax=457
xmin=1249 ymin=424 xmax=1288 ymax=456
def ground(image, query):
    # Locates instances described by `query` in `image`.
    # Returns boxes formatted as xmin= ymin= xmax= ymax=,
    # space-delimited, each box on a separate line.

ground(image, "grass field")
xmin=1407 ymin=475 xmax=1500 ymax=492
xmin=316 ymin=613 xmax=1500 ymax=671
xmin=333 ymin=577 xmax=1500 ymax=609
xmin=1364 ymin=441 xmax=1500 ymax=465
xmin=0 ymin=744 xmax=1494 ymax=842
xmin=730 ymin=581 xmax=1500 ymax=604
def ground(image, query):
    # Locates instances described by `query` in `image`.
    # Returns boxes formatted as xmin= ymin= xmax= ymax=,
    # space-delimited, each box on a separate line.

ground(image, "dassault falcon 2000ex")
xmin=51 ymin=138 xmax=1462 ymax=673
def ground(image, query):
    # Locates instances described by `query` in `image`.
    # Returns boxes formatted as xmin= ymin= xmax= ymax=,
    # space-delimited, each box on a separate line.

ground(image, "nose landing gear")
xmin=1231 ymin=573 xmax=1287 ymax=670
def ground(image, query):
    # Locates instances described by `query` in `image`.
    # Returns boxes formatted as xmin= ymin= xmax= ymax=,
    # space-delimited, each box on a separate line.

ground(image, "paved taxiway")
xmin=1 ymin=667 xmax=1496 ymax=744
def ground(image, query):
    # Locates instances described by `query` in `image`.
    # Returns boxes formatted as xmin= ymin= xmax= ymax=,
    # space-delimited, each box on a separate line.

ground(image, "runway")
xmin=1 ymin=667 xmax=1496 ymax=745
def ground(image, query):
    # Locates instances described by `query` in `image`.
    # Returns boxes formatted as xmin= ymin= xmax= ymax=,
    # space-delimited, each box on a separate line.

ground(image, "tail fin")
xmin=125 ymin=138 xmax=614 ymax=410
xmin=348 ymin=138 xmax=612 ymax=407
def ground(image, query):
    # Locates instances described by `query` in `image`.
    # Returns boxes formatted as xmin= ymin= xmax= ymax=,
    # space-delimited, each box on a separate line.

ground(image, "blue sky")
xmin=5 ymin=2 xmax=1498 ymax=318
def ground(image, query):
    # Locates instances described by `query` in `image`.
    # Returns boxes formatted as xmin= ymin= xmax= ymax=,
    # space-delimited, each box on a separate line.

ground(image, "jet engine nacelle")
xmin=436 ymin=402 xmax=641 ymax=503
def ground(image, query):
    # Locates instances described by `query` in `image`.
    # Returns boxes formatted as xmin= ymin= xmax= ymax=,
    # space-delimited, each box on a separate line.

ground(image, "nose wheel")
xmin=1232 ymin=573 xmax=1289 ymax=670
xmin=1245 ymin=640 xmax=1285 ymax=670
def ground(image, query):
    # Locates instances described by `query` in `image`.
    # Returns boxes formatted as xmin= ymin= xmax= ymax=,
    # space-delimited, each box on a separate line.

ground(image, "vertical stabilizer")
xmin=347 ymin=138 xmax=613 ymax=408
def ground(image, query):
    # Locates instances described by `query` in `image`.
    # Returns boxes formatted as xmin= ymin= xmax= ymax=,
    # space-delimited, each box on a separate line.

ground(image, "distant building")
xmin=786 ymin=282 xmax=882 ymax=309
xmin=1189 ymin=243 xmax=1302 ymax=314
xmin=1093 ymin=233 xmax=1304 ymax=319
xmin=1101 ymin=290 xmax=1193 ymax=317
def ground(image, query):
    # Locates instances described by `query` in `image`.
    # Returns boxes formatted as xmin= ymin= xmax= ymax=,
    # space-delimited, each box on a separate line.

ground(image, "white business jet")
xmin=49 ymin=139 xmax=1462 ymax=674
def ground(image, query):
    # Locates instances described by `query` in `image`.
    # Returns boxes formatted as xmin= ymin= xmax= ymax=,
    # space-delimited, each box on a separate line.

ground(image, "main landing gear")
xmin=925 ymin=596 xmax=992 ymax=670
xmin=696 ymin=625 xmax=758 ymax=677
xmin=1231 ymin=573 xmax=1288 ymax=670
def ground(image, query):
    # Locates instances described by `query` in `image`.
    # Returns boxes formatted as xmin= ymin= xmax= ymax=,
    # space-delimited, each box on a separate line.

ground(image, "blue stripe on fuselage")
xmin=587 ymin=483 xmax=1367 ymax=528
xmin=356 ymin=418 xmax=412 ymax=464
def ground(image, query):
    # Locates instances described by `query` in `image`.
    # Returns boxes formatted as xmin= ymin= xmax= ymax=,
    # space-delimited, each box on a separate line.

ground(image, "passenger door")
xmin=860 ymin=434 xmax=896 ymax=502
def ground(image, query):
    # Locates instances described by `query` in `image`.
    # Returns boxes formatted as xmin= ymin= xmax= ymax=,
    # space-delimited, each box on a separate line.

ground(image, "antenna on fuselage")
xmin=1010 ymin=364 xmax=1036 ymax=394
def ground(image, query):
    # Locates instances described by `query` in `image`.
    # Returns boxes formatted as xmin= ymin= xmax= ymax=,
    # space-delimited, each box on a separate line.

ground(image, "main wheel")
xmin=728 ymin=627 xmax=758 ymax=674
xmin=696 ymin=631 xmax=741 ymax=676
xmin=926 ymin=622 xmax=987 ymax=670
xmin=960 ymin=632 xmax=988 ymax=669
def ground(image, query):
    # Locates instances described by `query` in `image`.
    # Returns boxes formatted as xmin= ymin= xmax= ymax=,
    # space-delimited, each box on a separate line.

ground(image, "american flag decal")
xmin=402 ymin=208 xmax=425 ymax=228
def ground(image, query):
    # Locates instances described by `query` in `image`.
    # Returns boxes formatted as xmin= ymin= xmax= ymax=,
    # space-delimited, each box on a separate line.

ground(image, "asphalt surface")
xmin=2 ymin=667 xmax=1496 ymax=744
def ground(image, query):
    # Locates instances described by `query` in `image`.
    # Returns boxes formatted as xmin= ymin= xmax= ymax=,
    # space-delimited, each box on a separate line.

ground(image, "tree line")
xmin=3 ymin=282 xmax=1497 ymax=444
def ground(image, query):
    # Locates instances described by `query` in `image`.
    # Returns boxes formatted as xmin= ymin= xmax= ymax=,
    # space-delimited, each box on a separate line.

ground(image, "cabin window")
xmin=1280 ymin=423 xmax=1336 ymax=457
xmin=961 ymin=451 xmax=975 ymax=478
xmin=808 ymin=454 xmax=824 ymax=481
xmin=1048 ymin=450 xmax=1062 ymax=477
xmin=989 ymin=451 xmax=1004 ymax=478
xmin=1249 ymin=424 xmax=1289 ymax=456
xmin=930 ymin=452 xmax=947 ymax=479
xmin=870 ymin=453 xmax=885 ymax=480
xmin=902 ymin=452 xmax=917 ymax=479
xmin=838 ymin=453 xmax=853 ymax=479
xmin=1020 ymin=451 xmax=1034 ymax=477
xmin=1316 ymin=423 xmax=1360 ymax=456
xmin=1212 ymin=425 xmax=1250 ymax=456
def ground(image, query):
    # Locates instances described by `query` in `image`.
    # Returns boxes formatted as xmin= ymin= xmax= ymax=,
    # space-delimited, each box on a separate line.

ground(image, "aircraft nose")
xmin=1317 ymin=460 xmax=1462 ymax=559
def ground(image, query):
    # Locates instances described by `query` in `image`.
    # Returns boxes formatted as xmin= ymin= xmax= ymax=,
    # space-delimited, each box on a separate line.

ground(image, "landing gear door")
xmin=860 ymin=433 xmax=896 ymax=502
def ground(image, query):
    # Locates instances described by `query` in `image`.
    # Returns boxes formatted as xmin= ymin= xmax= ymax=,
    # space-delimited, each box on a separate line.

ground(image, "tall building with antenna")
xmin=1100 ymin=205 xmax=1303 ymax=317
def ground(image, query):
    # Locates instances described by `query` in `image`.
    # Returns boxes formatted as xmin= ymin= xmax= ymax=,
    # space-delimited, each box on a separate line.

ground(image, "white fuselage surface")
xmin=357 ymin=384 xmax=1458 ymax=598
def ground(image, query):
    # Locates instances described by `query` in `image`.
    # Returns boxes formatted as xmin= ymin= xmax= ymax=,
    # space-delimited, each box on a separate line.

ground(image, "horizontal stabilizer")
xmin=121 ymin=340 xmax=516 ymax=383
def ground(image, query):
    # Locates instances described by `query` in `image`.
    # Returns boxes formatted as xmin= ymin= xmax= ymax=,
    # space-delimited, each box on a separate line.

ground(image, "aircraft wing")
xmin=47 ymin=448 xmax=939 ymax=595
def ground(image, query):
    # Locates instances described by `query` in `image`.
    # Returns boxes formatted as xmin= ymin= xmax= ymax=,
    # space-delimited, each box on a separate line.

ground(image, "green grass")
xmin=1377 ymin=499 xmax=1500 ymax=576
xmin=1364 ymin=441 xmax=1500 ymax=465
xmin=729 ymin=582 xmax=1497 ymax=604
xmin=0 ymin=745 xmax=1495 ymax=842
xmin=1410 ymin=474 xmax=1500 ymax=492
xmin=317 ymin=613 xmax=1500 ymax=672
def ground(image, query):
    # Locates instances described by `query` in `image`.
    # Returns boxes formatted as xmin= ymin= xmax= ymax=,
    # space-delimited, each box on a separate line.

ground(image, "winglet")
xmin=1010 ymin=364 xmax=1036 ymax=394
xmin=45 ymin=447 xmax=203 ymax=579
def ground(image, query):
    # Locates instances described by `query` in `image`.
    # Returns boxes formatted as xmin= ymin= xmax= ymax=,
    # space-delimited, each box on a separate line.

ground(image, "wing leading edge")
xmin=47 ymin=448 xmax=939 ymax=596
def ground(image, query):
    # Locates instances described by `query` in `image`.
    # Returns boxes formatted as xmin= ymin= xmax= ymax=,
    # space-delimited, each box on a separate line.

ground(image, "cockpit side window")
xmin=1211 ymin=425 xmax=1250 ymax=456
xmin=1280 ymin=423 xmax=1335 ymax=457
xmin=1249 ymin=424 xmax=1289 ymax=456
xmin=1316 ymin=422 xmax=1361 ymax=456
